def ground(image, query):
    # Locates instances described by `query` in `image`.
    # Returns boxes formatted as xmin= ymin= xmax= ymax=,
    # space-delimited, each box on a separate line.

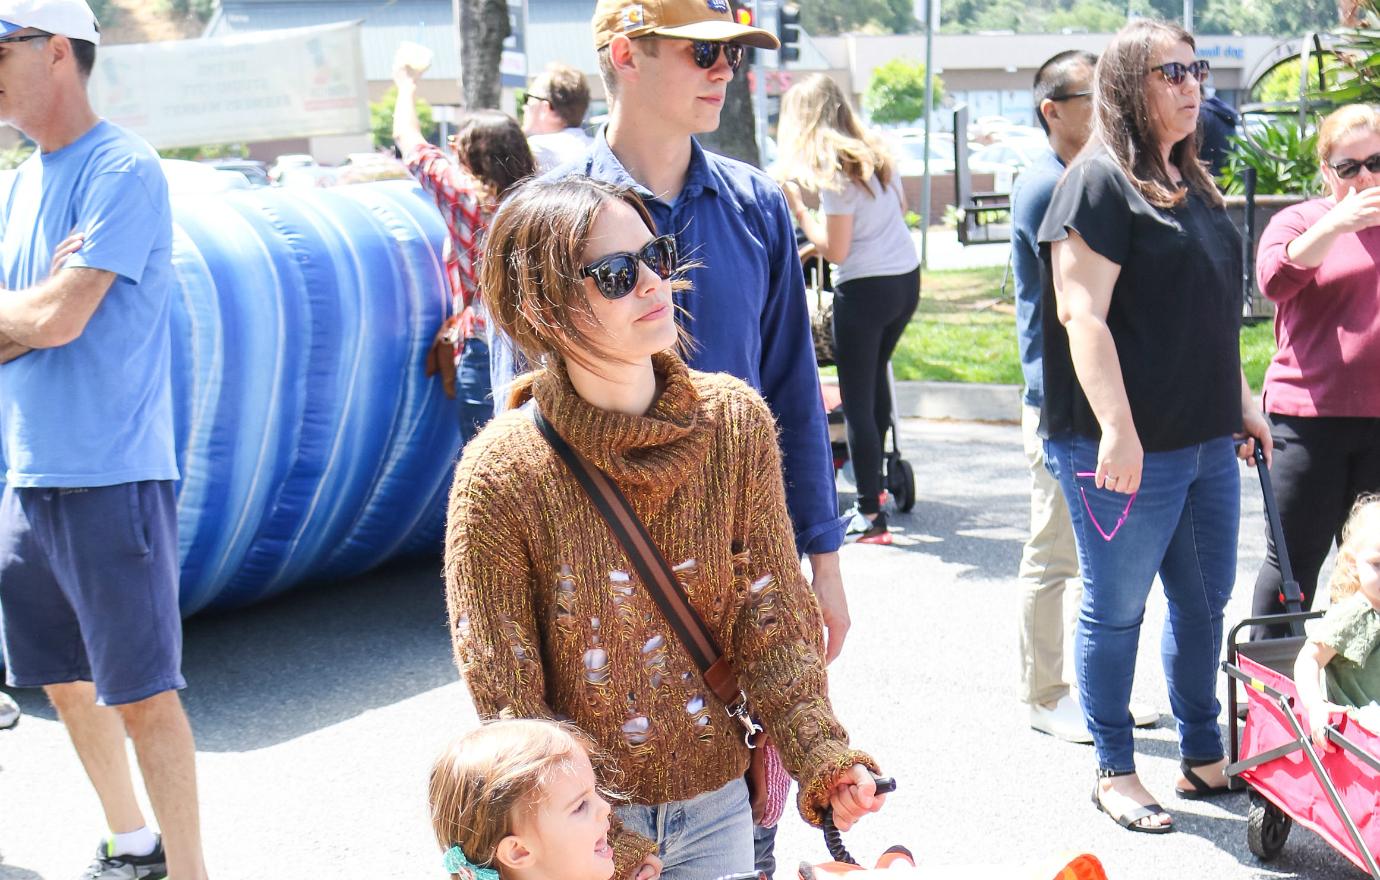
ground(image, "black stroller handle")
xmin=821 ymin=775 xmax=896 ymax=865
xmin=1248 ymin=440 xmax=1306 ymax=631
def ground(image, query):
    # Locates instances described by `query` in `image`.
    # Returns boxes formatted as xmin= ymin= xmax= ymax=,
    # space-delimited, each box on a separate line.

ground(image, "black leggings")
xmin=831 ymin=267 xmax=920 ymax=515
xmin=1250 ymin=413 xmax=1380 ymax=638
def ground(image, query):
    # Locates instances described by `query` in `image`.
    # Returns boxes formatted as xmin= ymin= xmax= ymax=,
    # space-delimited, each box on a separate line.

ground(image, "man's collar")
xmin=589 ymin=131 xmax=720 ymax=204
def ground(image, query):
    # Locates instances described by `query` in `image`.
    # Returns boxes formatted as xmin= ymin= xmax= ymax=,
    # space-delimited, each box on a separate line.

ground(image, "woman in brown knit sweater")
xmin=444 ymin=177 xmax=884 ymax=880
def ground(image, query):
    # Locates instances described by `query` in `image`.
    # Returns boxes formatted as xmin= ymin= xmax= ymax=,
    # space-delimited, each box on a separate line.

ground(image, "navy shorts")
xmin=0 ymin=481 xmax=185 ymax=706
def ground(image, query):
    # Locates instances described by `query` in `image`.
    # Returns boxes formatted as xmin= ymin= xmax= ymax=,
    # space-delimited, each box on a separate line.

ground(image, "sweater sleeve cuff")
xmin=611 ymin=820 xmax=657 ymax=880
xmin=1260 ymin=248 xmax=1320 ymax=301
xmin=795 ymin=748 xmax=880 ymax=827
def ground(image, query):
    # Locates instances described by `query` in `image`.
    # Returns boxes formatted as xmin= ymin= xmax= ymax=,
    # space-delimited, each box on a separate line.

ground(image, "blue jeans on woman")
xmin=615 ymin=776 xmax=756 ymax=880
xmin=1044 ymin=434 xmax=1239 ymax=773
xmin=457 ymin=335 xmax=493 ymax=447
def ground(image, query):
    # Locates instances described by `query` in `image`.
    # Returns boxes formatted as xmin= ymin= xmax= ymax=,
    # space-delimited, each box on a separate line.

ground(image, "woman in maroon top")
xmin=1250 ymin=104 xmax=1380 ymax=636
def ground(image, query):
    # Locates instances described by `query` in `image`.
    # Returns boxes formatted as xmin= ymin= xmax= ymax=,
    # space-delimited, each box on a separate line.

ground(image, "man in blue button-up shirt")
xmin=492 ymin=0 xmax=851 ymax=667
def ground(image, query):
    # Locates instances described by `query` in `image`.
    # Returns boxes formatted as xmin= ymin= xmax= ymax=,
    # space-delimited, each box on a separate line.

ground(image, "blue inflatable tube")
xmin=167 ymin=181 xmax=460 ymax=613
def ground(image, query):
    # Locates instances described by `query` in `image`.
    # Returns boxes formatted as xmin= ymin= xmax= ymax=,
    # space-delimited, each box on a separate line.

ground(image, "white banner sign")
xmin=89 ymin=22 xmax=369 ymax=150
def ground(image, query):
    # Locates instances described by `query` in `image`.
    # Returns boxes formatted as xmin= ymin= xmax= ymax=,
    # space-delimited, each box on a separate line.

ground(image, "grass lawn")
xmin=856 ymin=265 xmax=1276 ymax=391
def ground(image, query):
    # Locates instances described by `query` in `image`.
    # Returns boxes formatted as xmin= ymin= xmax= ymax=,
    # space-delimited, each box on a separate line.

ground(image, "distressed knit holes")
xmin=686 ymin=693 xmax=715 ymax=741
xmin=673 ymin=558 xmax=702 ymax=587
xmin=583 ymin=647 xmax=611 ymax=687
xmin=611 ymin=576 xmax=637 ymax=629
xmin=455 ymin=613 xmax=472 ymax=641
xmin=610 ymin=569 xmax=631 ymax=584
xmin=621 ymin=715 xmax=652 ymax=749
xmin=748 ymin=574 xmax=780 ymax=631
xmin=642 ymin=634 xmax=669 ymax=689
xmin=554 ymin=569 xmax=578 ymax=628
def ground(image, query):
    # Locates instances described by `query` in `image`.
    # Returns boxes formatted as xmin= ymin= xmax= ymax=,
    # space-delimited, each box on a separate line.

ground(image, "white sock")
xmin=111 ymin=826 xmax=158 ymax=857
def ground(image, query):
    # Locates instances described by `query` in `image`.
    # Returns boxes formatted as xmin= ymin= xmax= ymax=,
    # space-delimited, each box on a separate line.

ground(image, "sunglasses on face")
xmin=1048 ymin=90 xmax=1092 ymax=102
xmin=1331 ymin=152 xmax=1380 ymax=179
xmin=1149 ymin=59 xmax=1210 ymax=86
xmin=691 ymin=40 xmax=744 ymax=72
xmin=581 ymin=234 xmax=679 ymax=300
xmin=0 ymin=31 xmax=50 ymax=46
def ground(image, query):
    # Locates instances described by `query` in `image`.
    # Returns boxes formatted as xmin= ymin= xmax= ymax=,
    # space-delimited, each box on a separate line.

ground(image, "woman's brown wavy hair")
xmin=1087 ymin=19 xmax=1221 ymax=209
xmin=479 ymin=176 xmax=692 ymax=393
xmin=449 ymin=109 xmax=537 ymax=202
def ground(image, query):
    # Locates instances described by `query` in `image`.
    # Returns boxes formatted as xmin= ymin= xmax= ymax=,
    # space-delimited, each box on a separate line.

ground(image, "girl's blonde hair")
xmin=1329 ymin=495 xmax=1380 ymax=604
xmin=776 ymin=73 xmax=894 ymax=195
xmin=429 ymin=719 xmax=597 ymax=877
xmin=1316 ymin=104 xmax=1380 ymax=165
xmin=479 ymin=176 xmax=692 ymax=399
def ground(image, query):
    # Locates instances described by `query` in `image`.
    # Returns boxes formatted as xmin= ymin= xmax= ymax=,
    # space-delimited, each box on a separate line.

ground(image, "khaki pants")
xmin=1018 ymin=404 xmax=1081 ymax=706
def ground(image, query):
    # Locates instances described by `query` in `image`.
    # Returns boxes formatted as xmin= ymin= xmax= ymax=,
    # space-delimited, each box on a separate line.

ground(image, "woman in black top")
xmin=1037 ymin=19 xmax=1271 ymax=834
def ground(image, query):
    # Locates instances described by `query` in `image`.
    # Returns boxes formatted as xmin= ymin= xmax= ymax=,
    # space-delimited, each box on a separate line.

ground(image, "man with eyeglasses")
xmin=523 ymin=62 xmax=594 ymax=172
xmin=0 ymin=1 xmax=208 ymax=878
xmin=1012 ymin=50 xmax=1158 ymax=744
xmin=488 ymin=0 xmax=853 ymax=876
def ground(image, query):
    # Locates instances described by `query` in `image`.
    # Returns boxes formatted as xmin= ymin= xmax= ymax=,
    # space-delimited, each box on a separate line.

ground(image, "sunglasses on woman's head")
xmin=581 ymin=235 xmax=679 ymax=300
xmin=691 ymin=40 xmax=744 ymax=72
xmin=1331 ymin=152 xmax=1380 ymax=179
xmin=1150 ymin=59 xmax=1210 ymax=86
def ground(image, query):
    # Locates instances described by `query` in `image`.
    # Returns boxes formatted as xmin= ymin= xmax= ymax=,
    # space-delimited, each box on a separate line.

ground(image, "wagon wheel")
xmin=1247 ymin=792 xmax=1292 ymax=861
xmin=887 ymin=457 xmax=916 ymax=513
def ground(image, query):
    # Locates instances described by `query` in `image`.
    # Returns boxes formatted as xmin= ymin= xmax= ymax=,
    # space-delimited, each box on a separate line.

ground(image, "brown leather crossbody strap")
xmin=532 ymin=405 xmax=741 ymax=707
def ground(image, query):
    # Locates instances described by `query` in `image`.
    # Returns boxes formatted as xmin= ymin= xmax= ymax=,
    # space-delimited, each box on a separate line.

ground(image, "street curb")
xmin=895 ymin=380 xmax=1021 ymax=423
xmin=822 ymin=377 xmax=1023 ymax=424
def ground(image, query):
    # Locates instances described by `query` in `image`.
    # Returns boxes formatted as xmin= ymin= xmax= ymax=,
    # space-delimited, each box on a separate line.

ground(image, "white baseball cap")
xmin=0 ymin=0 xmax=101 ymax=45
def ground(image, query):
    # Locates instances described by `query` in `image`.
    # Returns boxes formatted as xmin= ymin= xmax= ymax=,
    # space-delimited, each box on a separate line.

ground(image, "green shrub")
xmin=1219 ymin=119 xmax=1320 ymax=197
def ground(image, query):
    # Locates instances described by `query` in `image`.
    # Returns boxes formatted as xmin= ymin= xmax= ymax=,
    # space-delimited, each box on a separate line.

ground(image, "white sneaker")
xmin=1130 ymin=701 xmax=1159 ymax=728
xmin=0 ymin=692 xmax=19 ymax=730
xmin=1029 ymin=694 xmax=1094 ymax=743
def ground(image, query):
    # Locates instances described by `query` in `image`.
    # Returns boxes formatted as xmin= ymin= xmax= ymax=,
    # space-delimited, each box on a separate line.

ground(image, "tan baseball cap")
xmin=593 ymin=0 xmax=780 ymax=51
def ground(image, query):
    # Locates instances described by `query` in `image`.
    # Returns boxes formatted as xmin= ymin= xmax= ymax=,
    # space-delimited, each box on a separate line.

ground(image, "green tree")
xmin=1046 ymin=0 xmax=1126 ymax=32
xmin=804 ymin=0 xmax=917 ymax=35
xmin=370 ymin=86 xmax=438 ymax=152
xmin=0 ymin=144 xmax=34 ymax=170
xmin=160 ymin=143 xmax=248 ymax=161
xmin=864 ymin=59 xmax=945 ymax=125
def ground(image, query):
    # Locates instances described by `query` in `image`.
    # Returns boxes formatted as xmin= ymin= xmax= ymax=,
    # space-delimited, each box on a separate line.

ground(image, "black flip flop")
xmin=1175 ymin=758 xmax=1232 ymax=800
xmin=1092 ymin=781 xmax=1175 ymax=834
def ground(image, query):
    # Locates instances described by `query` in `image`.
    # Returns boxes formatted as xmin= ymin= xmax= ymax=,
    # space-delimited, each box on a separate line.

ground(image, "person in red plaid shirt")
xmin=394 ymin=60 xmax=536 ymax=444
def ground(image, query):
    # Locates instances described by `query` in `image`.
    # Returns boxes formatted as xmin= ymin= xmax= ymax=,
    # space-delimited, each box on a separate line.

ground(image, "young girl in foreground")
xmin=429 ymin=719 xmax=616 ymax=880
xmin=1295 ymin=496 xmax=1380 ymax=750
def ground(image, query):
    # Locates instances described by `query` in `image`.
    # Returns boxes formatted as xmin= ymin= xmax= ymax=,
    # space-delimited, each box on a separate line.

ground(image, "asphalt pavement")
xmin=0 ymin=418 xmax=1358 ymax=880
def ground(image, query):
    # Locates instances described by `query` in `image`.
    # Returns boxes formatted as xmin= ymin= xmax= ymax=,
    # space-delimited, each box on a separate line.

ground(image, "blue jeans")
xmin=1045 ymin=434 xmax=1239 ymax=773
xmin=457 ymin=336 xmax=493 ymax=446
xmin=615 ymin=776 xmax=755 ymax=880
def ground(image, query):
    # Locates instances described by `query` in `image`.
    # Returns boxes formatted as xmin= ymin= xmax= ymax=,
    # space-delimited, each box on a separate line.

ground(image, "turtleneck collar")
xmin=529 ymin=351 xmax=713 ymax=505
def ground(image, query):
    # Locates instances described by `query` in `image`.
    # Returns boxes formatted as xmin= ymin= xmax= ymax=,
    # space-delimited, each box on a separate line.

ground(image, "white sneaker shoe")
xmin=1130 ymin=701 xmax=1159 ymax=728
xmin=1029 ymin=694 xmax=1094 ymax=743
xmin=0 ymin=692 xmax=19 ymax=730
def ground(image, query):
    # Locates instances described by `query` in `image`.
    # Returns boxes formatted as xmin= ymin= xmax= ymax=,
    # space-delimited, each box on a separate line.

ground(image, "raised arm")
xmin=392 ymin=62 xmax=430 ymax=158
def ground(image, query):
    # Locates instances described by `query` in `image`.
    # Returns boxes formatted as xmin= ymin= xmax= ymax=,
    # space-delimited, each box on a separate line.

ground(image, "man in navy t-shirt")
xmin=0 ymin=2 xmax=207 ymax=877
xmin=1012 ymin=50 xmax=1158 ymax=744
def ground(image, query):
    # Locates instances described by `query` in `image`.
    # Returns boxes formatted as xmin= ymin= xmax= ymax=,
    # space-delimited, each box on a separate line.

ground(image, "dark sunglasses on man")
xmin=1331 ymin=152 xmax=1380 ymax=180
xmin=582 ymin=235 xmax=679 ymax=300
xmin=1149 ymin=59 xmax=1210 ymax=87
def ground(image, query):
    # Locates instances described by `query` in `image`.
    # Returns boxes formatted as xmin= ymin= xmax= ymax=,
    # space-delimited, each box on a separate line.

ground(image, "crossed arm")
xmin=0 ymin=232 xmax=114 ymax=364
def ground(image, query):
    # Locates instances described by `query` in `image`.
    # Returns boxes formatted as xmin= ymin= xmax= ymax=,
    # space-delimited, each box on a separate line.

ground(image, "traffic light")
xmin=735 ymin=4 xmax=757 ymax=66
xmin=778 ymin=3 xmax=800 ymax=64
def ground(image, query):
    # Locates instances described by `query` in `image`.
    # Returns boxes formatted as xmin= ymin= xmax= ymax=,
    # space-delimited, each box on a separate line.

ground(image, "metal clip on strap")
xmin=727 ymin=691 xmax=763 ymax=748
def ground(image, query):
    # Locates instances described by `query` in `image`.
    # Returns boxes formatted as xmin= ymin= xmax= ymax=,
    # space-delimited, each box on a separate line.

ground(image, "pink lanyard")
xmin=1074 ymin=472 xmax=1137 ymax=541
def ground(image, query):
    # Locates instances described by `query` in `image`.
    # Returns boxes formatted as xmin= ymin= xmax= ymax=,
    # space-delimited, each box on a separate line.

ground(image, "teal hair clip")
xmin=443 ymin=845 xmax=501 ymax=880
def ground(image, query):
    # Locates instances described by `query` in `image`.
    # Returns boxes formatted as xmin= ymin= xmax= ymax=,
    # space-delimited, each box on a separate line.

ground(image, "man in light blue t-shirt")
xmin=0 ymin=2 xmax=207 ymax=877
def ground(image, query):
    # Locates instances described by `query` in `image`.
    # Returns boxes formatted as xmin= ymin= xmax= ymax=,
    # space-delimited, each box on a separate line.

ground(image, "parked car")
xmin=968 ymin=142 xmax=1046 ymax=174
xmin=159 ymin=159 xmax=252 ymax=195
xmin=206 ymin=159 xmax=270 ymax=187
xmin=893 ymin=132 xmax=956 ymax=176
